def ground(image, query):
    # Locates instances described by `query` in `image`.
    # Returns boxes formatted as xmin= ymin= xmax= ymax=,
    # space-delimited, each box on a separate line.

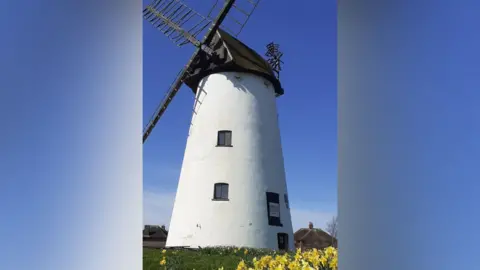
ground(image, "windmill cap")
xmin=183 ymin=28 xmax=284 ymax=97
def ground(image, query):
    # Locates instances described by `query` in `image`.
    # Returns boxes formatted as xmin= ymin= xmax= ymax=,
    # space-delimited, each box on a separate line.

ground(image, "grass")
xmin=143 ymin=246 xmax=286 ymax=270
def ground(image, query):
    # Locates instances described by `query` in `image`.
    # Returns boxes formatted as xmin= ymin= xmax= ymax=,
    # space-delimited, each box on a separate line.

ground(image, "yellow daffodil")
xmin=237 ymin=260 xmax=247 ymax=270
xmin=319 ymin=255 xmax=328 ymax=266
xmin=288 ymin=260 xmax=300 ymax=270
xmin=236 ymin=246 xmax=337 ymax=270
xmin=329 ymin=256 xmax=338 ymax=270
xmin=324 ymin=246 xmax=336 ymax=258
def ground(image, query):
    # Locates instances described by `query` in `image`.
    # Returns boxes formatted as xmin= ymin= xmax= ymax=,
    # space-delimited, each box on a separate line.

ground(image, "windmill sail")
xmin=143 ymin=0 xmax=212 ymax=47
xmin=142 ymin=0 xmax=263 ymax=143
xmin=142 ymin=67 xmax=187 ymax=142
xmin=143 ymin=0 xmax=262 ymax=48
xmin=206 ymin=0 xmax=262 ymax=37
xmin=143 ymin=0 xmax=237 ymax=143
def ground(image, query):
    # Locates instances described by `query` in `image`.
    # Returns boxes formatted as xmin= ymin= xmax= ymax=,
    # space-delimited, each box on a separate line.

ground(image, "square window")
xmin=217 ymin=130 xmax=232 ymax=146
xmin=213 ymin=183 xmax=229 ymax=200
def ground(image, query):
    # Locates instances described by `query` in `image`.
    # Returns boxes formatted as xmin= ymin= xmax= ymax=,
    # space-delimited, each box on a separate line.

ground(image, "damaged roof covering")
xmin=183 ymin=28 xmax=284 ymax=96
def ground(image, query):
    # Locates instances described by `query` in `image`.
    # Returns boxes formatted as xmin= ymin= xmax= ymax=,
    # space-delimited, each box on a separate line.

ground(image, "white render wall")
xmin=166 ymin=71 xmax=293 ymax=250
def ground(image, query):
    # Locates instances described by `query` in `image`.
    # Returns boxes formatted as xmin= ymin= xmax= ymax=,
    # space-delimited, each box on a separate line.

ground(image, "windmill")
xmin=143 ymin=0 xmax=293 ymax=250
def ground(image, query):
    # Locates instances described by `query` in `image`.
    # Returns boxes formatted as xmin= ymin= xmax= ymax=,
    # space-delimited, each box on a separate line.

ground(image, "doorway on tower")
xmin=277 ymin=233 xmax=289 ymax=251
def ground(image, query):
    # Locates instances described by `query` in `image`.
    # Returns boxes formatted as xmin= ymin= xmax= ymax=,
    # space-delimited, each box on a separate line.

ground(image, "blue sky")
xmin=142 ymin=0 xmax=337 ymax=230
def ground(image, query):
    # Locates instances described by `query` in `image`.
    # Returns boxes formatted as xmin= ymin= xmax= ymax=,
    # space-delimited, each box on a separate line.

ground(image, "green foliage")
xmin=143 ymin=246 xmax=294 ymax=270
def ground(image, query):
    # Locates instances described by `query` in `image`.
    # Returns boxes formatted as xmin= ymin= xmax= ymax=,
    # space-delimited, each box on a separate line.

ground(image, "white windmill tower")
xmin=143 ymin=0 xmax=293 ymax=250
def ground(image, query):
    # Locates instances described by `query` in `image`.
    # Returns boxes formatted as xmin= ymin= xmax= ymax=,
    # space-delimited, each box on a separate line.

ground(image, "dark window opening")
xmin=217 ymin=130 xmax=232 ymax=147
xmin=277 ymin=233 xmax=289 ymax=251
xmin=213 ymin=183 xmax=229 ymax=200
xmin=266 ymin=192 xmax=282 ymax=227
xmin=284 ymin=194 xmax=290 ymax=209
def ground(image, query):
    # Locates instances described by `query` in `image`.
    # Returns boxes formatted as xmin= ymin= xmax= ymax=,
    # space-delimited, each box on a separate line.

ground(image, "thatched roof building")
xmin=294 ymin=222 xmax=337 ymax=251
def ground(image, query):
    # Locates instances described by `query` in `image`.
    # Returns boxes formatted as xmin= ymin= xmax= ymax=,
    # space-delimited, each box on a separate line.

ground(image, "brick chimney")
xmin=308 ymin=222 xmax=313 ymax=229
